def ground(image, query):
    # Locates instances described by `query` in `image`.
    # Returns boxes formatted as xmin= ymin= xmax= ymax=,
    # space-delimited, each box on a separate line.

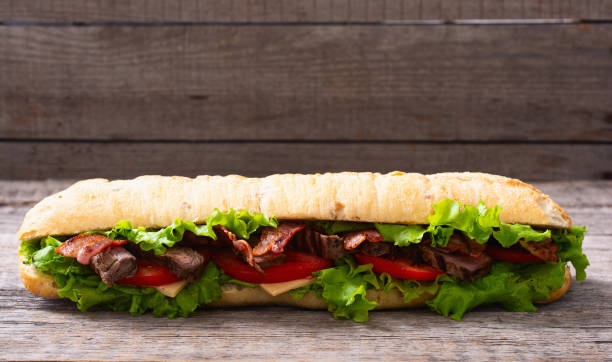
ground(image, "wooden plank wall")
xmin=0 ymin=1 xmax=611 ymax=180
xmin=1 ymin=0 xmax=611 ymax=21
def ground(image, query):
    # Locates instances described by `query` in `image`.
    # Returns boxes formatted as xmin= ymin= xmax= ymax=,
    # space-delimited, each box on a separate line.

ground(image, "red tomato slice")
xmin=486 ymin=245 xmax=543 ymax=263
xmin=117 ymin=259 xmax=182 ymax=286
xmin=213 ymin=250 xmax=333 ymax=284
xmin=354 ymin=253 xmax=444 ymax=281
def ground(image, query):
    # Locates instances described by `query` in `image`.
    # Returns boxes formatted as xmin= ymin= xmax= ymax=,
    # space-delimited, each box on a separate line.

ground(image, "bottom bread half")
xmin=19 ymin=257 xmax=570 ymax=309
xmin=208 ymin=284 xmax=432 ymax=309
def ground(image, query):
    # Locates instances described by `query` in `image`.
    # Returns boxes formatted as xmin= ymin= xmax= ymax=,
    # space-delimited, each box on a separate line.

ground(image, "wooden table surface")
xmin=1 ymin=180 xmax=611 ymax=360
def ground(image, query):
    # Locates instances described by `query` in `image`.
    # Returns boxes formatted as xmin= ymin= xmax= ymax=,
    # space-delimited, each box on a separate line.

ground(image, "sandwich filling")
xmin=19 ymin=199 xmax=588 ymax=321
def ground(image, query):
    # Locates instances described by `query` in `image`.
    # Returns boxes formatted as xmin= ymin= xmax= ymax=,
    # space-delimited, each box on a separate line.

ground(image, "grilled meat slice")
xmin=293 ymin=228 xmax=347 ymax=259
xmin=420 ymin=245 xmax=492 ymax=281
xmin=90 ymin=246 xmax=137 ymax=287
xmin=359 ymin=242 xmax=396 ymax=258
xmin=126 ymin=244 xmax=205 ymax=282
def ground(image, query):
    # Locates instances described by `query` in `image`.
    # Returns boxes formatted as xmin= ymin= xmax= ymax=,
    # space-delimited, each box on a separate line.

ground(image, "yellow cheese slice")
xmin=259 ymin=277 xmax=316 ymax=296
xmin=154 ymin=280 xmax=189 ymax=298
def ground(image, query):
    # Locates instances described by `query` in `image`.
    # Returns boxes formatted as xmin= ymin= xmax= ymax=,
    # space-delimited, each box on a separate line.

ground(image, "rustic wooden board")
xmin=1 ymin=25 xmax=611 ymax=142
xmin=0 ymin=142 xmax=610 ymax=180
xmin=1 ymin=180 xmax=610 ymax=360
xmin=0 ymin=180 xmax=74 ymax=205
xmin=1 ymin=0 xmax=610 ymax=22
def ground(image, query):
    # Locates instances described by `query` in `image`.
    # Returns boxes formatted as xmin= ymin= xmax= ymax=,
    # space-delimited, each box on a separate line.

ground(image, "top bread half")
xmin=17 ymin=172 xmax=571 ymax=241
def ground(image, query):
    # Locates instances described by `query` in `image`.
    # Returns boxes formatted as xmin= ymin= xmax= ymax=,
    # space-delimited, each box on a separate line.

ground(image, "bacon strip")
xmin=214 ymin=225 xmax=263 ymax=272
xmin=343 ymin=230 xmax=384 ymax=250
xmin=520 ymin=238 xmax=559 ymax=262
xmin=253 ymin=222 xmax=306 ymax=256
xmin=55 ymin=234 xmax=127 ymax=265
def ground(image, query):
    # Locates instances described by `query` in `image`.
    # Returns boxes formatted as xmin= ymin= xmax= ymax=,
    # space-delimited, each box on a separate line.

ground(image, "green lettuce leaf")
xmin=493 ymin=223 xmax=551 ymax=247
xmin=426 ymin=226 xmax=455 ymax=247
xmin=427 ymin=199 xmax=502 ymax=244
xmin=553 ymin=226 xmax=589 ymax=280
xmin=311 ymin=256 xmax=380 ymax=322
xmin=205 ymin=209 xmax=278 ymax=240
xmin=19 ymin=239 xmax=41 ymax=264
xmin=378 ymin=272 xmax=396 ymax=293
xmin=428 ymin=261 xmax=567 ymax=321
xmin=56 ymin=261 xmax=225 ymax=318
xmin=289 ymin=284 xmax=314 ymax=300
xmin=375 ymin=199 xmax=557 ymax=249
xmin=427 ymin=199 xmax=551 ymax=247
xmin=391 ymin=274 xmax=453 ymax=303
xmin=100 ymin=208 xmax=278 ymax=255
xmin=374 ymin=224 xmax=427 ymax=246
xmin=290 ymin=272 xmax=395 ymax=303
xmin=31 ymin=236 xmax=92 ymax=275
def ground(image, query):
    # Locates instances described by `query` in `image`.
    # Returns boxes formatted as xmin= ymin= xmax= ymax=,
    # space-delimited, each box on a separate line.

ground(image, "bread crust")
xmin=19 ymin=258 xmax=570 ymax=309
xmin=17 ymin=172 xmax=571 ymax=241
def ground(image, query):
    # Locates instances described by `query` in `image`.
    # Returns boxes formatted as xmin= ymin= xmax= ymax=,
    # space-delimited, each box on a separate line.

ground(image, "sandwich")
xmin=17 ymin=172 xmax=589 ymax=321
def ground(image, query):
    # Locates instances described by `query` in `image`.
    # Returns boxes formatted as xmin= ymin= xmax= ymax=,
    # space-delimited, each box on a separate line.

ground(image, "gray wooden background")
xmin=1 ymin=0 xmax=611 ymax=180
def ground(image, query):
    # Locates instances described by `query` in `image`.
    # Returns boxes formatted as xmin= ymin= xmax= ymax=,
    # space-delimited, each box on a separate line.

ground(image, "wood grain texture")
xmin=1 ymin=25 xmax=611 ymax=142
xmin=1 ymin=0 xmax=610 ymax=22
xmin=0 ymin=142 xmax=610 ymax=180
xmin=0 ymin=180 xmax=74 ymax=206
xmin=1 ymin=180 xmax=610 ymax=360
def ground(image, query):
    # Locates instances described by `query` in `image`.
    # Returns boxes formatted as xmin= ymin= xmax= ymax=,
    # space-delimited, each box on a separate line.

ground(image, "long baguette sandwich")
xmin=18 ymin=172 xmax=589 ymax=321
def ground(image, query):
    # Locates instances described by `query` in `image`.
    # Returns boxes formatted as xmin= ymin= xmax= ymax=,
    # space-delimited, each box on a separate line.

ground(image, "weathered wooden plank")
xmin=1 ymin=26 xmax=610 ymax=142
xmin=562 ymin=207 xmax=612 ymax=235
xmin=0 ymin=295 xmax=609 ymax=360
xmin=1 ymin=0 xmax=610 ymax=22
xmin=0 ymin=205 xmax=30 ymax=235
xmin=0 ymin=142 xmax=610 ymax=180
xmin=1 ymin=298 xmax=609 ymax=360
xmin=0 ymin=180 xmax=74 ymax=206
xmin=534 ymin=181 xmax=612 ymax=208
